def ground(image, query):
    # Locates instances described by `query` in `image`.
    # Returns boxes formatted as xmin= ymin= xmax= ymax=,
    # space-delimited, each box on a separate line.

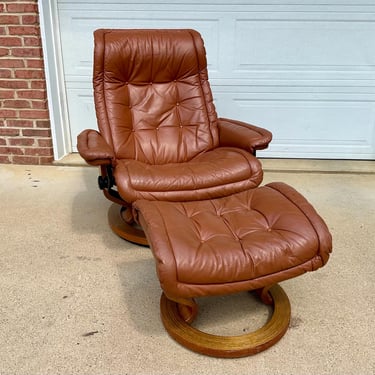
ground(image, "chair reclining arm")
xmin=77 ymin=129 xmax=115 ymax=166
xmin=217 ymin=118 xmax=272 ymax=155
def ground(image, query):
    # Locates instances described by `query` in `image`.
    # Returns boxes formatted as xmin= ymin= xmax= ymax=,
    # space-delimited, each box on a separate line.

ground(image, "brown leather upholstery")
xmin=77 ymin=29 xmax=272 ymax=204
xmin=134 ymin=182 xmax=332 ymax=301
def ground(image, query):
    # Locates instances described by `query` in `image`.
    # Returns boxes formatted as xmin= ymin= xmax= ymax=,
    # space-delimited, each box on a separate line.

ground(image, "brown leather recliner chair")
xmin=77 ymin=29 xmax=272 ymax=244
xmin=77 ymin=29 xmax=333 ymax=357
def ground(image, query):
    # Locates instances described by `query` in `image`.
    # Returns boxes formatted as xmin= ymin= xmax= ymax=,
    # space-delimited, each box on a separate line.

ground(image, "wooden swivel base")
xmin=108 ymin=203 xmax=148 ymax=246
xmin=160 ymin=284 xmax=291 ymax=358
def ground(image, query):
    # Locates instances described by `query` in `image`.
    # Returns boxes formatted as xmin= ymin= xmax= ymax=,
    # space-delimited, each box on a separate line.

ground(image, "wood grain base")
xmin=160 ymin=284 xmax=291 ymax=358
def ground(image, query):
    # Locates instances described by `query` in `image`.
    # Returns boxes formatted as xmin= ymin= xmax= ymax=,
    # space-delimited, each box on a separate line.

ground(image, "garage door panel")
xmin=215 ymin=91 xmax=375 ymax=158
xmin=235 ymin=20 xmax=375 ymax=72
xmin=65 ymin=85 xmax=96 ymax=139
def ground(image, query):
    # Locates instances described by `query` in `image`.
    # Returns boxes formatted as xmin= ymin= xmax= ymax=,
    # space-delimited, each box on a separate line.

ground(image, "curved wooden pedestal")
xmin=108 ymin=203 xmax=148 ymax=246
xmin=160 ymin=284 xmax=291 ymax=358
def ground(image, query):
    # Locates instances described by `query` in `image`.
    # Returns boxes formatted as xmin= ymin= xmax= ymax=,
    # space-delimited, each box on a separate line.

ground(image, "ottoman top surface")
xmin=134 ymin=183 xmax=332 ymax=297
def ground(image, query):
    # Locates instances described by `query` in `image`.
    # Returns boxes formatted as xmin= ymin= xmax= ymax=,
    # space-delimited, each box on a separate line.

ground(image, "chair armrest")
xmin=77 ymin=129 xmax=115 ymax=166
xmin=217 ymin=118 xmax=272 ymax=154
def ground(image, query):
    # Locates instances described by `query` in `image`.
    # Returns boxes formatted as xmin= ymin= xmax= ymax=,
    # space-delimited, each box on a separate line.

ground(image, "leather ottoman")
xmin=133 ymin=182 xmax=332 ymax=358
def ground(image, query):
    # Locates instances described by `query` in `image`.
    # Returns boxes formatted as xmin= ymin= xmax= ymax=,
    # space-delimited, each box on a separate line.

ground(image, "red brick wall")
xmin=0 ymin=0 xmax=53 ymax=164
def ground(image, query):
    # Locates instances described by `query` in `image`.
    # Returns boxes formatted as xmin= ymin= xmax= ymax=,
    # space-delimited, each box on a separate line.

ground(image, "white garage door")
xmin=58 ymin=0 xmax=375 ymax=159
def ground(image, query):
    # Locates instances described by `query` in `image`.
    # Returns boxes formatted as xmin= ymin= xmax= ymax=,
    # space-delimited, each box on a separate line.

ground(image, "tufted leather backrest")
xmin=93 ymin=29 xmax=219 ymax=164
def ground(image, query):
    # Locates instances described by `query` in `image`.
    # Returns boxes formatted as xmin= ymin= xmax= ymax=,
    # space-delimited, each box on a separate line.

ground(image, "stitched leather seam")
xmin=188 ymin=29 xmax=216 ymax=149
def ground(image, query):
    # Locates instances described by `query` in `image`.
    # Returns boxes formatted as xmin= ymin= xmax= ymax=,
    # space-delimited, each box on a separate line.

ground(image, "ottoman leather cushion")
xmin=134 ymin=182 xmax=332 ymax=300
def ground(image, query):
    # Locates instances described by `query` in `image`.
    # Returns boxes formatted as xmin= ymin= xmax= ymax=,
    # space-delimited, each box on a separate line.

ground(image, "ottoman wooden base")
xmin=160 ymin=284 xmax=291 ymax=358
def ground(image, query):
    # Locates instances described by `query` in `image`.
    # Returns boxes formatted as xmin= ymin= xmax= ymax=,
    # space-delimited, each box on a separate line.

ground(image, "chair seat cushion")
xmin=114 ymin=147 xmax=263 ymax=203
xmin=134 ymin=182 xmax=332 ymax=300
